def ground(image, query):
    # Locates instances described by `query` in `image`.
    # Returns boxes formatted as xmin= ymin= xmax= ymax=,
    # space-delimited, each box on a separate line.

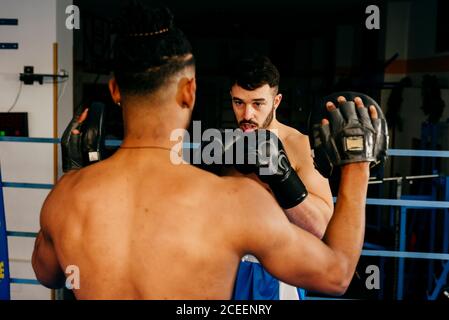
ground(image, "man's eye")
xmin=254 ymin=103 xmax=262 ymax=108
xmin=234 ymin=101 xmax=243 ymax=106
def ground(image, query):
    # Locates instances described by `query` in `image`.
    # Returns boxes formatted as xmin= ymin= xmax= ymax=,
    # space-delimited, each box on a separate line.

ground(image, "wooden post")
xmin=53 ymin=42 xmax=59 ymax=184
xmin=52 ymin=42 xmax=58 ymax=301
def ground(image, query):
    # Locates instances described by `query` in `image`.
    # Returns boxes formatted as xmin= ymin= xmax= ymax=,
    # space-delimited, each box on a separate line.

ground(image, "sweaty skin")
xmin=228 ymin=84 xmax=334 ymax=239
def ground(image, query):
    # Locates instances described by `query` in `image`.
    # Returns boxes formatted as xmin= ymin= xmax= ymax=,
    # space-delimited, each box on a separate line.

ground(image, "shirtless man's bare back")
xmin=32 ymin=3 xmax=383 ymax=300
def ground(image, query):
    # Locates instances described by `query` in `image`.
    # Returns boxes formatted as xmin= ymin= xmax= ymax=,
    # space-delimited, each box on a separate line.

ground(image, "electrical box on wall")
xmin=0 ymin=113 xmax=28 ymax=137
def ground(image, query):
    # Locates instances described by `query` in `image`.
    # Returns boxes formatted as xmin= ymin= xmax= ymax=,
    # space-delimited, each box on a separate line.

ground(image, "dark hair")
xmin=230 ymin=55 xmax=280 ymax=92
xmin=112 ymin=2 xmax=195 ymax=97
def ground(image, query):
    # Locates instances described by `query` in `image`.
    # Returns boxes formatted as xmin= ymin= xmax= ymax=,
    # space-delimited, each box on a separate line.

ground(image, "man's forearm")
xmin=323 ymin=162 xmax=370 ymax=283
xmin=284 ymin=195 xmax=332 ymax=239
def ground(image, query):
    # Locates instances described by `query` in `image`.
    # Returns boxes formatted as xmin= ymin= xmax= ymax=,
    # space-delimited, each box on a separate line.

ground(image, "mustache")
xmin=239 ymin=120 xmax=258 ymax=127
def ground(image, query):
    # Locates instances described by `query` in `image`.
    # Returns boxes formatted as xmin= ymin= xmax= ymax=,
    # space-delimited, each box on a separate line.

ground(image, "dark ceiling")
xmin=75 ymin=0 xmax=386 ymax=38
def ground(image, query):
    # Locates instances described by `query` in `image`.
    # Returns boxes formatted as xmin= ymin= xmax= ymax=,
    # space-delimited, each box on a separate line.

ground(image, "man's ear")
xmin=177 ymin=77 xmax=196 ymax=109
xmin=274 ymin=93 xmax=283 ymax=109
xmin=108 ymin=78 xmax=122 ymax=106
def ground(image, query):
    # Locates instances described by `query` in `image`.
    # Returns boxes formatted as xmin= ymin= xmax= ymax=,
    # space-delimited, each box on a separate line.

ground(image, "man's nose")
xmin=243 ymin=105 xmax=254 ymax=119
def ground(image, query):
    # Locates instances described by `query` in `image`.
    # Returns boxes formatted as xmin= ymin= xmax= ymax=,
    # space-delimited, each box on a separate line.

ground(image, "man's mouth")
xmin=240 ymin=123 xmax=257 ymax=132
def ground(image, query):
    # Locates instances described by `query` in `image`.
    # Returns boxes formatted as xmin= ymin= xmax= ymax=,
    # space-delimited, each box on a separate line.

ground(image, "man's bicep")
xmin=32 ymin=230 xmax=65 ymax=289
xmin=294 ymin=137 xmax=334 ymax=212
xmin=255 ymin=222 xmax=344 ymax=293
xmin=242 ymin=185 xmax=345 ymax=294
xmin=298 ymin=163 xmax=334 ymax=211
xmin=32 ymin=194 xmax=65 ymax=289
xmin=286 ymin=133 xmax=334 ymax=212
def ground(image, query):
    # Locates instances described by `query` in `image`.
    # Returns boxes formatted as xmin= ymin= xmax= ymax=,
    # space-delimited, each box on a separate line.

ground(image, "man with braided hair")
xmin=32 ymin=3 xmax=387 ymax=299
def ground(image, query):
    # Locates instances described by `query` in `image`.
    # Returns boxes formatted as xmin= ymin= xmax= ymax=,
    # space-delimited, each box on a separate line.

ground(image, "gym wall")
xmin=0 ymin=0 xmax=73 ymax=299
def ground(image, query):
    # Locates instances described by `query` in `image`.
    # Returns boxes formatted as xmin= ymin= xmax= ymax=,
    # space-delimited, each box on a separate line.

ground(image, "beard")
xmin=261 ymin=106 xmax=275 ymax=128
xmin=238 ymin=106 xmax=275 ymax=130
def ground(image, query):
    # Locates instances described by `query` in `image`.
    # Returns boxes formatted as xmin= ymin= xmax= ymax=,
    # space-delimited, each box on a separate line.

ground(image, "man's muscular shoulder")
xmin=218 ymin=175 xmax=289 ymax=253
xmin=283 ymin=127 xmax=310 ymax=149
xmin=280 ymin=127 xmax=313 ymax=170
xmin=218 ymin=176 xmax=280 ymax=225
xmin=53 ymin=166 xmax=101 ymax=201
xmin=42 ymin=167 xmax=99 ymax=230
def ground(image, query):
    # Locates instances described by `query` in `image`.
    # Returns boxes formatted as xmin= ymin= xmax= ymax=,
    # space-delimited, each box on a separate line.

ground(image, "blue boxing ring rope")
xmin=1 ymin=136 xmax=449 ymax=300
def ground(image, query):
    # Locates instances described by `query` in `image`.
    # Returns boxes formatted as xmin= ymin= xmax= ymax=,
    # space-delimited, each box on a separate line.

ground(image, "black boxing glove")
xmin=61 ymin=102 xmax=106 ymax=172
xmin=230 ymin=129 xmax=308 ymax=209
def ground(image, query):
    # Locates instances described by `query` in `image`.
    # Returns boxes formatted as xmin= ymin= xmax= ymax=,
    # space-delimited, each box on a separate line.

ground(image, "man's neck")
xmin=266 ymin=119 xmax=291 ymax=141
xmin=121 ymin=104 xmax=188 ymax=149
xmin=266 ymin=118 xmax=282 ymax=131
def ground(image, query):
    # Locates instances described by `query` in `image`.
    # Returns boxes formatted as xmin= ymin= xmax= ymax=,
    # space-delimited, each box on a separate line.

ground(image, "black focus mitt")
xmin=61 ymin=102 xmax=106 ymax=172
xmin=308 ymin=92 xmax=389 ymax=178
